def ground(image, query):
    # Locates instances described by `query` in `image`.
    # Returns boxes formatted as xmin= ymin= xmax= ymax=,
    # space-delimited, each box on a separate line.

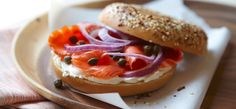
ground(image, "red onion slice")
xmin=120 ymin=48 xmax=163 ymax=77
xmin=104 ymin=52 xmax=155 ymax=63
xmin=65 ymin=44 xmax=123 ymax=52
xmin=98 ymin=28 xmax=131 ymax=43
xmin=105 ymin=26 xmax=144 ymax=41
xmin=90 ymin=28 xmax=100 ymax=38
xmin=104 ymin=26 xmax=130 ymax=40
xmin=78 ymin=23 xmax=130 ymax=46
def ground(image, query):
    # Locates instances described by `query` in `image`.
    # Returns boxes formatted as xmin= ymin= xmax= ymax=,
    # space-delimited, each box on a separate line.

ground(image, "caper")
xmin=112 ymin=56 xmax=122 ymax=61
xmin=69 ymin=36 xmax=78 ymax=44
xmin=152 ymin=45 xmax=160 ymax=55
xmin=118 ymin=58 xmax=127 ymax=67
xmin=54 ymin=79 xmax=63 ymax=89
xmin=77 ymin=40 xmax=86 ymax=45
xmin=88 ymin=58 xmax=98 ymax=66
xmin=64 ymin=56 xmax=72 ymax=64
xmin=144 ymin=45 xmax=152 ymax=56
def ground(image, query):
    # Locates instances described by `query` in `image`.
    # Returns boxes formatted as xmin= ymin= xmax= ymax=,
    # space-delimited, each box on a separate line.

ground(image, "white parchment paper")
xmin=49 ymin=0 xmax=230 ymax=108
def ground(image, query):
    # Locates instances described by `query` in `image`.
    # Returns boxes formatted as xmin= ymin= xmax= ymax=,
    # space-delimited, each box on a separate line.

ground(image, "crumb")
xmin=36 ymin=17 xmax=41 ymax=22
xmin=190 ymin=92 xmax=194 ymax=95
xmin=118 ymin=23 xmax=123 ymax=27
xmin=145 ymin=102 xmax=150 ymax=105
xmin=134 ymin=101 xmax=137 ymax=104
xmin=135 ymin=93 xmax=151 ymax=99
xmin=143 ymin=101 xmax=150 ymax=105
xmin=164 ymin=105 xmax=167 ymax=108
xmin=173 ymin=95 xmax=177 ymax=97
xmin=177 ymin=86 xmax=185 ymax=92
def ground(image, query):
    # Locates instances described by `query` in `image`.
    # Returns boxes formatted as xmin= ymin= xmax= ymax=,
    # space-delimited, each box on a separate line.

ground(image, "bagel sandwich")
xmin=48 ymin=3 xmax=207 ymax=96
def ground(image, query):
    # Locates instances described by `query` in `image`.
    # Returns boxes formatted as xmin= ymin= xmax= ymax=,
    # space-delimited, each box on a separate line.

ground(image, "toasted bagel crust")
xmin=52 ymin=59 xmax=175 ymax=96
xmin=99 ymin=3 xmax=207 ymax=55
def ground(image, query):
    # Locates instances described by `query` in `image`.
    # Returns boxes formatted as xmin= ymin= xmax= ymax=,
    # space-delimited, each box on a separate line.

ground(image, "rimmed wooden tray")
xmin=12 ymin=1 xmax=236 ymax=109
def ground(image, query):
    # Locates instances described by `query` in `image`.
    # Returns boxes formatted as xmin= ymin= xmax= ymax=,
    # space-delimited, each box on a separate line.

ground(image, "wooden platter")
xmin=12 ymin=1 xmax=236 ymax=109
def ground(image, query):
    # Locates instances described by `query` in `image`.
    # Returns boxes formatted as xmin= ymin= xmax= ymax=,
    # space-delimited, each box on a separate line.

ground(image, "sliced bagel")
xmin=99 ymin=3 xmax=207 ymax=55
xmin=52 ymin=58 xmax=175 ymax=96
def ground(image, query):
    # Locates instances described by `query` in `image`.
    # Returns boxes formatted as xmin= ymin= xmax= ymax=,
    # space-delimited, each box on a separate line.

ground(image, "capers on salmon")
xmin=112 ymin=56 xmax=124 ymax=61
xmin=77 ymin=40 xmax=86 ymax=45
xmin=118 ymin=58 xmax=127 ymax=67
xmin=69 ymin=36 xmax=78 ymax=44
xmin=54 ymin=79 xmax=63 ymax=89
xmin=64 ymin=56 xmax=72 ymax=64
xmin=88 ymin=58 xmax=98 ymax=66
xmin=144 ymin=45 xmax=152 ymax=56
xmin=152 ymin=45 xmax=160 ymax=55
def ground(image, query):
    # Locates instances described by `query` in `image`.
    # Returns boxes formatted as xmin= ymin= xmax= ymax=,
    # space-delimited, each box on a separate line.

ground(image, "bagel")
xmin=48 ymin=3 xmax=207 ymax=97
xmin=52 ymin=58 xmax=175 ymax=96
xmin=99 ymin=3 xmax=207 ymax=55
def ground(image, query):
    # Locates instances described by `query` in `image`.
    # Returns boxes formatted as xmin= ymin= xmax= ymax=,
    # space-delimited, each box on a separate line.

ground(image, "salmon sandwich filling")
xmin=48 ymin=23 xmax=183 ymax=85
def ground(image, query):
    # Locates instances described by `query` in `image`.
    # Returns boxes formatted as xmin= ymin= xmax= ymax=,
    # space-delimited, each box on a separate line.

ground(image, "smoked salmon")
xmin=48 ymin=25 xmax=87 ymax=58
xmin=48 ymin=24 xmax=183 ymax=79
xmin=72 ymin=50 xmax=124 ymax=79
xmin=124 ymin=45 xmax=147 ymax=70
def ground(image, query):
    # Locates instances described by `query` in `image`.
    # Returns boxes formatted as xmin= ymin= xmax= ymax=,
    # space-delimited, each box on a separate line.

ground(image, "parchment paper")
xmin=49 ymin=0 xmax=230 ymax=108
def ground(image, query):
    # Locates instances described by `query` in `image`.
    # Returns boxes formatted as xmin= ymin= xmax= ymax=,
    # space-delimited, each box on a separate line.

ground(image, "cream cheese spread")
xmin=53 ymin=54 xmax=172 ymax=85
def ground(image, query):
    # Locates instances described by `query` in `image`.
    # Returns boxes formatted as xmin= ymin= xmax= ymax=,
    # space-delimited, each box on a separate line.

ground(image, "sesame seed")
xmin=162 ymin=35 xmax=167 ymax=41
xmin=166 ymin=32 xmax=170 ymax=35
xmin=174 ymin=42 xmax=180 ymax=46
xmin=184 ymin=37 xmax=188 ymax=40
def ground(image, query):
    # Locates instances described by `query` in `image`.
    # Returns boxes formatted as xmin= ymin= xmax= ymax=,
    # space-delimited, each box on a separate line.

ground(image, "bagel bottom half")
xmin=52 ymin=59 xmax=175 ymax=96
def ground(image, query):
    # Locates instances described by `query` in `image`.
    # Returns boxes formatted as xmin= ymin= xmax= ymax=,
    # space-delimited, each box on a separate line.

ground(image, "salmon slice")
xmin=72 ymin=50 xmax=125 ymax=79
xmin=48 ymin=25 xmax=88 ymax=58
xmin=124 ymin=45 xmax=147 ymax=70
xmin=86 ymin=65 xmax=124 ymax=79
xmin=160 ymin=47 xmax=183 ymax=68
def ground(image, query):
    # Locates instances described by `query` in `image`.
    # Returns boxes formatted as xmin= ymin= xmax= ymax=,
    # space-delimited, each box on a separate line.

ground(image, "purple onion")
xmin=104 ymin=26 xmax=128 ymax=40
xmin=78 ymin=23 xmax=130 ymax=46
xmin=120 ymin=48 xmax=163 ymax=77
xmin=89 ymin=28 xmax=100 ymax=38
xmin=98 ymin=28 xmax=131 ymax=44
xmin=104 ymin=52 xmax=155 ymax=63
xmin=105 ymin=26 xmax=144 ymax=41
xmin=65 ymin=44 xmax=123 ymax=52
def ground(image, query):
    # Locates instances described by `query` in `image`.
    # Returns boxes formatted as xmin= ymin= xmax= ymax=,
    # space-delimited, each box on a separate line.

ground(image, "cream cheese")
xmin=53 ymin=54 xmax=172 ymax=85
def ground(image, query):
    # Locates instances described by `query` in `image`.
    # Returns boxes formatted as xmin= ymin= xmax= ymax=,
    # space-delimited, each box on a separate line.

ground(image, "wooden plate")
xmin=12 ymin=1 xmax=236 ymax=109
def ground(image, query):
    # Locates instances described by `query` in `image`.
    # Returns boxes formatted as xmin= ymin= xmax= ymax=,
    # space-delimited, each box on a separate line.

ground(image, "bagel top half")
xmin=99 ymin=3 xmax=207 ymax=55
